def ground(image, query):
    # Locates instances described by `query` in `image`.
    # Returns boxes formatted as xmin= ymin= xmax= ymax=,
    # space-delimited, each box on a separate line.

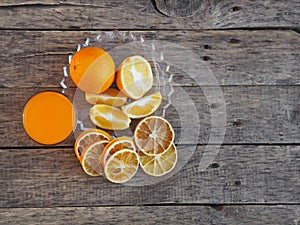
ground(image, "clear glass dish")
xmin=61 ymin=31 xmax=174 ymax=140
xmin=61 ymin=31 xmax=182 ymax=186
xmin=40 ymin=31 xmax=225 ymax=186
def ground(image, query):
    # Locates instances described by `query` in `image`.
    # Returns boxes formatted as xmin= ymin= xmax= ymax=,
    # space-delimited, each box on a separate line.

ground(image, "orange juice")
xmin=23 ymin=91 xmax=76 ymax=145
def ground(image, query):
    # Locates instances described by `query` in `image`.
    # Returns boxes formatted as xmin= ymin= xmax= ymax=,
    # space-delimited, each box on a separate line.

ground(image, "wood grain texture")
xmin=0 ymin=145 xmax=299 ymax=207
xmin=0 ymin=30 xmax=299 ymax=88
xmin=154 ymin=0 xmax=205 ymax=17
xmin=1 ymin=0 xmax=300 ymax=220
xmin=0 ymin=0 xmax=299 ymax=29
xmin=0 ymin=205 xmax=299 ymax=225
xmin=1 ymin=86 xmax=300 ymax=147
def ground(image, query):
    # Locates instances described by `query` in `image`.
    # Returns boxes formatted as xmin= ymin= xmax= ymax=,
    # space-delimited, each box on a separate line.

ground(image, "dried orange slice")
xmin=80 ymin=140 xmax=109 ymax=176
xmin=116 ymin=55 xmax=153 ymax=99
xmin=101 ymin=136 xmax=136 ymax=167
xmin=85 ymin=88 xmax=127 ymax=106
xmin=74 ymin=129 xmax=112 ymax=160
xmin=121 ymin=92 xmax=162 ymax=119
xmin=104 ymin=149 xmax=139 ymax=183
xmin=90 ymin=104 xmax=131 ymax=130
xmin=134 ymin=116 xmax=174 ymax=155
xmin=139 ymin=143 xmax=177 ymax=176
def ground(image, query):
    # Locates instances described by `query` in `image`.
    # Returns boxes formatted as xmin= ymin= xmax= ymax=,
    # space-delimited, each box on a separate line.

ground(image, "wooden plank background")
xmin=1 ymin=205 xmax=299 ymax=225
xmin=1 ymin=30 xmax=299 ymax=88
xmin=1 ymin=145 xmax=299 ymax=207
xmin=0 ymin=0 xmax=299 ymax=224
xmin=1 ymin=0 xmax=300 ymax=29
xmin=1 ymin=86 xmax=300 ymax=147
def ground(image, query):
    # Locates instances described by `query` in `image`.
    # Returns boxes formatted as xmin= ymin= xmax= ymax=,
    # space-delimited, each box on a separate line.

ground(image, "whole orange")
xmin=69 ymin=47 xmax=115 ymax=94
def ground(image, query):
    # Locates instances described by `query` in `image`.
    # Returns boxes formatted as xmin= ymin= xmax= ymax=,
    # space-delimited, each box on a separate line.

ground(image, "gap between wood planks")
xmin=1 ymin=143 xmax=300 ymax=150
xmin=0 ymin=27 xmax=299 ymax=34
xmin=1 ymin=203 xmax=299 ymax=209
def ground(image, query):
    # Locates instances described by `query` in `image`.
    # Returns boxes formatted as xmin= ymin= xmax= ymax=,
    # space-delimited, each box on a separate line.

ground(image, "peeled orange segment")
xmin=121 ymin=92 xmax=162 ymax=119
xmin=69 ymin=47 xmax=115 ymax=94
xmin=80 ymin=140 xmax=109 ymax=176
xmin=134 ymin=116 xmax=175 ymax=155
xmin=74 ymin=129 xmax=112 ymax=161
xmin=101 ymin=136 xmax=136 ymax=167
xmin=85 ymin=88 xmax=127 ymax=106
xmin=104 ymin=149 xmax=139 ymax=183
xmin=139 ymin=143 xmax=177 ymax=177
xmin=90 ymin=104 xmax=131 ymax=130
xmin=116 ymin=55 xmax=153 ymax=99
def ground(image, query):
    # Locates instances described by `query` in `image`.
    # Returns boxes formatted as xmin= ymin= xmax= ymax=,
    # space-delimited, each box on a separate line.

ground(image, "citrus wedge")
xmin=90 ymin=104 xmax=131 ymax=130
xmin=121 ymin=92 xmax=162 ymax=119
xmin=116 ymin=55 xmax=153 ymax=99
xmin=134 ymin=116 xmax=175 ymax=155
xmin=80 ymin=140 xmax=109 ymax=176
xmin=101 ymin=136 xmax=136 ymax=167
xmin=104 ymin=149 xmax=139 ymax=183
xmin=74 ymin=129 xmax=112 ymax=160
xmin=85 ymin=88 xmax=127 ymax=106
xmin=139 ymin=143 xmax=177 ymax=177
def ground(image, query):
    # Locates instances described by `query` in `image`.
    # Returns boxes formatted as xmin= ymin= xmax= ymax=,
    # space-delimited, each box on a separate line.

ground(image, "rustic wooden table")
xmin=1 ymin=1 xmax=300 ymax=224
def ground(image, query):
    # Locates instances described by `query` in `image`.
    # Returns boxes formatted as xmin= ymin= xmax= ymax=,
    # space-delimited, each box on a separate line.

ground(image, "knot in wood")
xmin=165 ymin=0 xmax=189 ymax=9
xmin=155 ymin=0 xmax=205 ymax=17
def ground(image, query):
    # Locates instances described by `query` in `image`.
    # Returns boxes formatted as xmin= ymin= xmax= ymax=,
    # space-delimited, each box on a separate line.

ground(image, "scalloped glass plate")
xmin=59 ymin=31 xmax=219 ymax=187
xmin=61 ymin=31 xmax=174 ymax=140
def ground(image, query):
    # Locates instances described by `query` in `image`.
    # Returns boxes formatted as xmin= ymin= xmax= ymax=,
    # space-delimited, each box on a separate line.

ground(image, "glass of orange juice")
xmin=23 ymin=91 xmax=77 ymax=145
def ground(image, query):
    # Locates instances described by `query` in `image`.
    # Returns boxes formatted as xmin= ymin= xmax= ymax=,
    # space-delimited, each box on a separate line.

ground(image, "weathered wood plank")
xmin=1 ymin=86 xmax=300 ymax=147
xmin=0 ymin=0 xmax=299 ymax=29
xmin=0 ymin=205 xmax=299 ymax=225
xmin=0 ymin=145 xmax=299 ymax=207
xmin=0 ymin=30 xmax=299 ymax=88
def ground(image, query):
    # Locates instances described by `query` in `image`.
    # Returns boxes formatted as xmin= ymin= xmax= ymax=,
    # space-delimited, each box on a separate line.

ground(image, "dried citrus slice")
xmin=101 ymin=136 xmax=136 ymax=167
xmin=90 ymin=104 xmax=131 ymax=130
xmin=74 ymin=129 xmax=112 ymax=160
xmin=116 ymin=55 xmax=153 ymax=99
xmin=121 ymin=92 xmax=162 ymax=119
xmin=104 ymin=149 xmax=139 ymax=183
xmin=80 ymin=140 xmax=109 ymax=176
xmin=139 ymin=143 xmax=177 ymax=177
xmin=85 ymin=88 xmax=127 ymax=106
xmin=134 ymin=116 xmax=174 ymax=155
